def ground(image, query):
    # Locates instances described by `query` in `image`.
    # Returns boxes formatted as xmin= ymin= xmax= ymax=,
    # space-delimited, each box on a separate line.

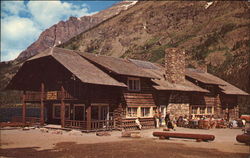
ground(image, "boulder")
xmin=96 ymin=131 xmax=111 ymax=136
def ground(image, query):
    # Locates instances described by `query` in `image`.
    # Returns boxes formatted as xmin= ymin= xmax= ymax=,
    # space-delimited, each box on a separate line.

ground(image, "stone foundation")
xmin=167 ymin=103 xmax=190 ymax=119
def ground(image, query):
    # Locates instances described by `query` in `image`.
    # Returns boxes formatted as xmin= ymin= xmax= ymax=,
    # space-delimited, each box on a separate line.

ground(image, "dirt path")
xmin=0 ymin=139 xmax=249 ymax=158
xmin=0 ymin=127 xmax=249 ymax=158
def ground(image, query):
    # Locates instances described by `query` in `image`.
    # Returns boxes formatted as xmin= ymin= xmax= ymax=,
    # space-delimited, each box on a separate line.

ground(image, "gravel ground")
xmin=0 ymin=127 xmax=249 ymax=158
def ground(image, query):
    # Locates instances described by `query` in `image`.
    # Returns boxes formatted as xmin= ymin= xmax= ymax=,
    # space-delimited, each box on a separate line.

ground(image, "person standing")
xmin=159 ymin=112 xmax=162 ymax=127
xmin=165 ymin=113 xmax=170 ymax=126
xmin=154 ymin=110 xmax=160 ymax=128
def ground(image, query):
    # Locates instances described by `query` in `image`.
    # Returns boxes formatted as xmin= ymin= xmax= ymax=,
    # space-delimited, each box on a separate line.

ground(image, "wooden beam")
xmin=61 ymin=85 xmax=65 ymax=127
xmin=40 ymin=83 xmax=45 ymax=125
xmin=22 ymin=91 xmax=26 ymax=125
xmin=86 ymin=104 xmax=91 ymax=130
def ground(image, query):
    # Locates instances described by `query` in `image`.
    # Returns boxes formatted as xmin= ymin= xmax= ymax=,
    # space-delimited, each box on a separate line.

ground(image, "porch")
xmin=11 ymin=116 xmax=116 ymax=131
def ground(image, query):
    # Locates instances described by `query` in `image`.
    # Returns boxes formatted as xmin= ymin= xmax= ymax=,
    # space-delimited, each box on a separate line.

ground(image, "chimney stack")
xmin=165 ymin=48 xmax=185 ymax=84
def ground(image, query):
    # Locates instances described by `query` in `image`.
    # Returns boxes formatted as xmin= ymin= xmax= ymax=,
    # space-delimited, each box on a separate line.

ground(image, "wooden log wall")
xmin=169 ymin=91 xmax=190 ymax=104
xmin=121 ymin=77 xmax=157 ymax=107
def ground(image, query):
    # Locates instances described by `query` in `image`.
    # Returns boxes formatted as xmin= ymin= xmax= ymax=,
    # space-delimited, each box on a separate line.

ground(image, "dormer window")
xmin=127 ymin=77 xmax=140 ymax=91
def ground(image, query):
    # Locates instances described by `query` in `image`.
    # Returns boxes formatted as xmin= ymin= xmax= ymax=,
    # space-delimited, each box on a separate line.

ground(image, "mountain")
xmin=1 ymin=1 xmax=249 ymax=113
xmin=16 ymin=1 xmax=137 ymax=61
xmin=0 ymin=1 xmax=137 ymax=104
xmin=60 ymin=1 xmax=250 ymax=113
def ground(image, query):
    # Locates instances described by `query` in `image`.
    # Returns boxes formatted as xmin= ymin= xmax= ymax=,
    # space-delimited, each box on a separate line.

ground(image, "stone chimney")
xmin=165 ymin=48 xmax=185 ymax=84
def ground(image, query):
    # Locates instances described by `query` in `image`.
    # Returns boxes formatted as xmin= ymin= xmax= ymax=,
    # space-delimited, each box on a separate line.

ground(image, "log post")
xmin=22 ymin=91 xmax=26 ymax=125
xmin=40 ymin=83 xmax=45 ymax=125
xmin=86 ymin=104 xmax=91 ymax=130
xmin=61 ymin=86 xmax=65 ymax=127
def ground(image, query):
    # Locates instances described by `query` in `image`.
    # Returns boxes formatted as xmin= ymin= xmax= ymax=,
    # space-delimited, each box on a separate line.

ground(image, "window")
xmin=191 ymin=106 xmax=198 ymax=114
xmin=207 ymin=107 xmax=212 ymax=114
xmin=200 ymin=107 xmax=205 ymax=114
xmin=127 ymin=107 xmax=138 ymax=117
xmin=152 ymin=107 xmax=157 ymax=116
xmin=141 ymin=107 xmax=150 ymax=117
xmin=127 ymin=78 xmax=140 ymax=91
xmin=53 ymin=104 xmax=70 ymax=119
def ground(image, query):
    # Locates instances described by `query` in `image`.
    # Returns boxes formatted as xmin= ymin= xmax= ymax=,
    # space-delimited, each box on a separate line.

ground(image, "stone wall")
xmin=167 ymin=103 xmax=190 ymax=119
xmin=167 ymin=92 xmax=190 ymax=119
xmin=165 ymin=48 xmax=185 ymax=84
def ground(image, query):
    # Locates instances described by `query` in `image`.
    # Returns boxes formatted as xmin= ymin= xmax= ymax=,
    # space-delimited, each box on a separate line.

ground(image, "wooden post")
xmin=40 ymin=83 xmax=45 ymax=125
xmin=61 ymin=86 xmax=65 ymax=127
xmin=86 ymin=104 xmax=91 ymax=130
xmin=22 ymin=91 xmax=26 ymax=125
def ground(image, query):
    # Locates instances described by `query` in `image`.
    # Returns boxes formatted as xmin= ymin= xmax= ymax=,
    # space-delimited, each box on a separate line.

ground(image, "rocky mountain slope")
xmin=61 ymin=1 xmax=249 ymax=90
xmin=16 ymin=1 xmax=137 ymax=61
xmin=60 ymin=1 xmax=249 ymax=113
xmin=1 ymin=1 xmax=249 ymax=112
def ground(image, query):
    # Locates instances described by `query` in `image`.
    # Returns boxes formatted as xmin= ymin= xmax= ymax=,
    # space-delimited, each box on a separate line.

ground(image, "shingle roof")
xmin=11 ymin=47 xmax=248 ymax=96
xmin=78 ymin=52 xmax=158 ymax=79
xmin=15 ymin=47 xmax=127 ymax=88
xmin=185 ymin=68 xmax=225 ymax=85
xmin=186 ymin=68 xmax=248 ymax=95
xmin=152 ymin=79 xmax=209 ymax=92
xmin=129 ymin=59 xmax=208 ymax=93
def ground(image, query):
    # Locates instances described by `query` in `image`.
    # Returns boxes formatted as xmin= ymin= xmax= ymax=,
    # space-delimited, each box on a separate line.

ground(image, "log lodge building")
xmin=7 ymin=47 xmax=248 ymax=131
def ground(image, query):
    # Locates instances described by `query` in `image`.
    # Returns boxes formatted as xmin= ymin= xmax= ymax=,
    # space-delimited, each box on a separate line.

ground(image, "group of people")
xmin=135 ymin=110 xmax=248 ymax=130
xmin=153 ymin=111 xmax=175 ymax=130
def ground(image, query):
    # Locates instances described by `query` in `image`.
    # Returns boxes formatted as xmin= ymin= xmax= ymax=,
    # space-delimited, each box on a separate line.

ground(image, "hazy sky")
xmin=1 ymin=1 xmax=119 ymax=61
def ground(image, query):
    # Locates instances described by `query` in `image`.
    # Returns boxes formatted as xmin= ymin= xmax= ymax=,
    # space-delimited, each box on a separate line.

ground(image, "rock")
xmin=96 ymin=132 xmax=111 ymax=136
xmin=130 ymin=132 xmax=141 ymax=138
xmin=68 ymin=130 xmax=82 ymax=136
xmin=122 ymin=131 xmax=141 ymax=138
xmin=23 ymin=127 xmax=30 ymax=130
xmin=121 ymin=131 xmax=131 ymax=137
xmin=40 ymin=128 xmax=49 ymax=133
xmin=51 ymin=130 xmax=63 ymax=135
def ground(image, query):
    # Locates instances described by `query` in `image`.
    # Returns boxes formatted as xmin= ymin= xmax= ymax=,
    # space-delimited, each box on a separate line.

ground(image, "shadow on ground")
xmin=0 ymin=139 xmax=249 ymax=158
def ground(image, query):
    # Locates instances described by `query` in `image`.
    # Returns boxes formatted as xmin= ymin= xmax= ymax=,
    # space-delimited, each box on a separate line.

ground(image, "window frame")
xmin=141 ymin=107 xmax=150 ymax=118
xmin=53 ymin=104 xmax=70 ymax=119
xmin=206 ymin=107 xmax=212 ymax=114
xmin=127 ymin=107 xmax=138 ymax=118
xmin=200 ymin=107 xmax=206 ymax=114
xmin=191 ymin=106 xmax=198 ymax=114
xmin=127 ymin=77 xmax=141 ymax=91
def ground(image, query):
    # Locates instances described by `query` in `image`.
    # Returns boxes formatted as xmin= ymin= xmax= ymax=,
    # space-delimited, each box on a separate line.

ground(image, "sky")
xmin=1 ymin=0 xmax=119 ymax=62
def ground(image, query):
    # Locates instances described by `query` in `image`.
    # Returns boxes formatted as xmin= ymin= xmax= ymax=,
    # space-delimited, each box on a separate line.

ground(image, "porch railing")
xmin=65 ymin=120 xmax=87 ymax=129
xmin=121 ymin=118 xmax=155 ymax=130
xmin=11 ymin=116 xmax=40 ymax=124
xmin=64 ymin=120 xmax=115 ymax=130
xmin=91 ymin=120 xmax=115 ymax=130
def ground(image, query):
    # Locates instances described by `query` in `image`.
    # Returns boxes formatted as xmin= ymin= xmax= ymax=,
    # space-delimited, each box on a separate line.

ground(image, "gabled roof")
xmin=79 ymin=52 xmax=158 ymax=79
xmin=9 ymin=47 xmax=126 ymax=88
xmin=186 ymin=68 xmax=248 ymax=96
